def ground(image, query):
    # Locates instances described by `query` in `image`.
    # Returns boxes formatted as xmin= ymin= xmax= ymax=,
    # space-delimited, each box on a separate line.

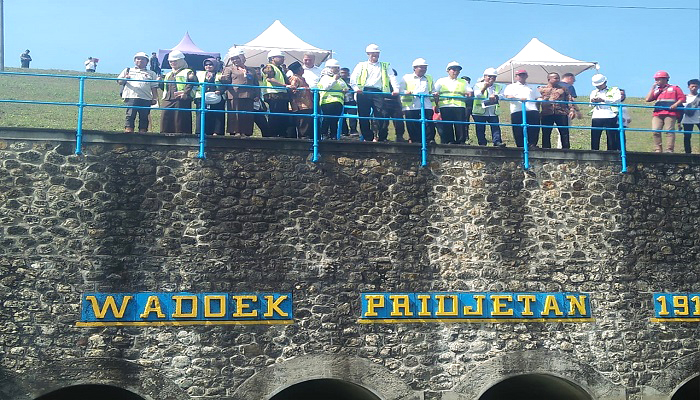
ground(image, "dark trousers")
xmin=438 ymin=107 xmax=467 ymax=144
xmin=357 ymin=89 xmax=388 ymax=141
xmin=124 ymin=98 xmax=152 ymax=130
xmin=265 ymin=96 xmax=290 ymax=137
xmin=541 ymin=114 xmax=570 ymax=149
xmin=472 ymin=115 xmax=503 ymax=146
xmin=404 ymin=109 xmax=435 ymax=143
xmin=293 ymin=109 xmax=313 ymax=139
xmin=341 ymin=101 xmax=358 ymax=134
xmin=253 ymin=110 xmax=270 ymax=137
xmin=226 ymin=98 xmax=254 ymax=136
xmin=510 ymin=111 xmax=540 ymax=147
xmin=683 ymin=123 xmax=700 ymax=153
xmin=386 ymin=97 xmax=405 ymax=140
xmin=591 ymin=117 xmax=619 ymax=150
xmin=194 ymin=99 xmax=226 ymax=135
xmin=320 ymin=102 xmax=343 ymax=139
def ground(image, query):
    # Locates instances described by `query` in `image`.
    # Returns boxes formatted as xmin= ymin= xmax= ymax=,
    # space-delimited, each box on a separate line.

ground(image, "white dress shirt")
xmin=399 ymin=74 xmax=434 ymax=110
xmin=503 ymin=82 xmax=539 ymax=113
xmin=350 ymin=61 xmax=400 ymax=92
xmin=589 ymin=87 xmax=622 ymax=119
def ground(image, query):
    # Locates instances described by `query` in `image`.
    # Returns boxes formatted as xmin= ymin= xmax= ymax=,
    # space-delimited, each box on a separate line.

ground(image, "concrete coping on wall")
xmin=2 ymin=128 xmax=700 ymax=166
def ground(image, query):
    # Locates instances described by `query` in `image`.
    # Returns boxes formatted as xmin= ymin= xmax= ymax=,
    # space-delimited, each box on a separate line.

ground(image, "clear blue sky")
xmin=5 ymin=0 xmax=699 ymax=97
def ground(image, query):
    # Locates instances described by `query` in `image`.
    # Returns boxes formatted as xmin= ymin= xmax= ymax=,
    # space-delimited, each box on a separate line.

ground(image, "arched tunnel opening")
xmin=269 ymin=378 xmax=381 ymax=400
xmin=34 ymin=384 xmax=146 ymax=400
xmin=672 ymin=376 xmax=700 ymax=400
xmin=479 ymin=373 xmax=591 ymax=400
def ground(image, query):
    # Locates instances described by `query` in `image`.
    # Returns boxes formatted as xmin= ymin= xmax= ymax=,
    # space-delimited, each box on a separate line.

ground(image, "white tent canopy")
xmin=227 ymin=20 xmax=331 ymax=68
xmin=495 ymin=38 xmax=599 ymax=84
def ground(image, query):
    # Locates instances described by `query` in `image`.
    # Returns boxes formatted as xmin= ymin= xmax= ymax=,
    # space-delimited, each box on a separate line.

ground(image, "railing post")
xmin=618 ymin=104 xmax=627 ymax=173
xmin=521 ymin=100 xmax=529 ymax=170
xmin=75 ymin=76 xmax=85 ymax=155
xmin=198 ymin=81 xmax=207 ymax=159
xmin=312 ymin=88 xmax=320 ymax=163
xmin=420 ymin=93 xmax=427 ymax=167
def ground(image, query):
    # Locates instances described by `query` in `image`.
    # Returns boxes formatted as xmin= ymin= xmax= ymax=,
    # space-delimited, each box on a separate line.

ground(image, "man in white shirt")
xmin=399 ymin=58 xmax=435 ymax=143
xmin=286 ymin=53 xmax=321 ymax=88
xmin=682 ymin=79 xmax=700 ymax=153
xmin=117 ymin=52 xmax=159 ymax=133
xmin=350 ymin=44 xmax=400 ymax=142
xmin=503 ymin=69 xmax=540 ymax=148
xmin=589 ymin=74 xmax=622 ymax=150
xmin=472 ymin=68 xmax=506 ymax=147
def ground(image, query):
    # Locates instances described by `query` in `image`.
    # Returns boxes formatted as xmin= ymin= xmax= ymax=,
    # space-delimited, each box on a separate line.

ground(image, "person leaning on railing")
xmin=160 ymin=50 xmax=198 ymax=134
xmin=589 ymin=74 xmax=622 ymax=151
xmin=538 ymin=72 xmax=577 ymax=149
xmin=645 ymin=70 xmax=686 ymax=153
xmin=117 ymin=52 xmax=159 ymax=134
xmin=681 ymin=79 xmax=700 ymax=154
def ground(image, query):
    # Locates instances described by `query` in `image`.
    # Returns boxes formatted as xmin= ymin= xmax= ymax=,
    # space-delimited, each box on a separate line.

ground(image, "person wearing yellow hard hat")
xmin=349 ymin=44 xmax=400 ymax=142
xmin=261 ymin=49 xmax=292 ymax=137
xmin=433 ymin=62 xmax=473 ymax=144
xmin=160 ymin=49 xmax=198 ymax=134
xmin=399 ymin=58 xmax=436 ymax=143
xmin=117 ymin=52 xmax=159 ymax=133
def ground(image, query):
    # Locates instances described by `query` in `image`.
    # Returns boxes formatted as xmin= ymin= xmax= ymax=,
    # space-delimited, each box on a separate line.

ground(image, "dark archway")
xmin=34 ymin=384 xmax=146 ymax=400
xmin=672 ymin=376 xmax=700 ymax=400
xmin=269 ymin=379 xmax=381 ymax=400
xmin=479 ymin=374 xmax=591 ymax=400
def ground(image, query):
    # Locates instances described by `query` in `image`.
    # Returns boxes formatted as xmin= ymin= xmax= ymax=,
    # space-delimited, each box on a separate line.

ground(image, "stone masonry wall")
xmin=0 ymin=130 xmax=699 ymax=400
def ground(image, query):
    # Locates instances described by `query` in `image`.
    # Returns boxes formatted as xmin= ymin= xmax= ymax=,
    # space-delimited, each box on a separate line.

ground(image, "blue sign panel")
xmin=652 ymin=293 xmax=700 ymax=322
xmin=359 ymin=292 xmax=593 ymax=323
xmin=78 ymin=292 xmax=293 ymax=326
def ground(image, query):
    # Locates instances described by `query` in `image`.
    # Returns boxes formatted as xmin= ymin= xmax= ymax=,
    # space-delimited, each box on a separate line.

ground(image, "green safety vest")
xmin=472 ymin=82 xmax=502 ymax=115
xmin=318 ymin=76 xmax=347 ymax=105
xmin=194 ymin=71 xmax=222 ymax=98
xmin=438 ymin=78 xmax=469 ymax=108
xmin=163 ymin=69 xmax=194 ymax=99
xmin=401 ymin=74 xmax=433 ymax=109
xmin=262 ymin=64 xmax=287 ymax=95
xmin=356 ymin=61 xmax=391 ymax=92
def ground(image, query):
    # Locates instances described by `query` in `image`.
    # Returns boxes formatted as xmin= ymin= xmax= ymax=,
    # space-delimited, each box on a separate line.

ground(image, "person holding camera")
xmin=117 ymin=52 xmax=159 ymax=133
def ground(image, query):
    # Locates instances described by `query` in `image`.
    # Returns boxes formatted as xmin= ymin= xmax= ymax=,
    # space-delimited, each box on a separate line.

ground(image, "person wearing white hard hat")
xmin=194 ymin=58 xmax=226 ymax=136
xmin=503 ymin=69 xmax=539 ymax=148
xmin=220 ymin=48 xmax=258 ymax=137
xmin=349 ymin=44 xmax=400 ymax=142
xmin=433 ymin=62 xmax=473 ymax=144
xmin=399 ymin=58 xmax=436 ymax=143
xmin=160 ymin=49 xmax=198 ymax=134
xmin=261 ymin=49 xmax=291 ymax=137
xmin=472 ymin=67 xmax=506 ymax=147
xmin=538 ymin=72 xmax=577 ymax=149
xmin=589 ymin=74 xmax=622 ymax=151
xmin=117 ymin=52 xmax=159 ymax=133
xmin=317 ymin=59 xmax=349 ymax=140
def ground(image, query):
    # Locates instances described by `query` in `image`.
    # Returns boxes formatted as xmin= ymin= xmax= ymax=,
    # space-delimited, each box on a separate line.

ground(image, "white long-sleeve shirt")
xmin=399 ymin=74 xmax=434 ymax=110
xmin=350 ymin=61 xmax=399 ymax=92
xmin=589 ymin=86 xmax=622 ymax=119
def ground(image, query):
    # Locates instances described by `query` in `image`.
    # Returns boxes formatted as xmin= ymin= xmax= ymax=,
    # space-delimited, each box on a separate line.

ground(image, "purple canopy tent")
xmin=157 ymin=32 xmax=221 ymax=71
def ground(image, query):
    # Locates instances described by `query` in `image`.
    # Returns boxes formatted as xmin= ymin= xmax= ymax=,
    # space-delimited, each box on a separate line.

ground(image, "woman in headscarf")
xmin=220 ymin=49 xmax=258 ymax=136
xmin=194 ymin=58 xmax=225 ymax=136
xmin=160 ymin=50 xmax=198 ymax=134
xmin=287 ymin=61 xmax=314 ymax=139
xmin=317 ymin=59 xmax=348 ymax=140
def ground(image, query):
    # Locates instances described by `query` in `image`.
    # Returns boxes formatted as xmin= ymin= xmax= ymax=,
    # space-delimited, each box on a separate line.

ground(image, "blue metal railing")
xmin=1 ymin=70 xmax=698 ymax=174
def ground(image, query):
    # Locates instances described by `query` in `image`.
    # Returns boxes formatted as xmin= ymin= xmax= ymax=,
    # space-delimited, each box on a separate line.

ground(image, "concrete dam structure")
xmin=0 ymin=130 xmax=698 ymax=400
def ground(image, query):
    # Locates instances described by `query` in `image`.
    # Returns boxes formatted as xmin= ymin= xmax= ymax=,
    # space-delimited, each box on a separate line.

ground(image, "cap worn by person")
xmin=325 ymin=59 xmax=341 ymax=68
xmin=483 ymin=67 xmax=497 ymax=76
xmin=134 ymin=52 xmax=149 ymax=60
xmin=365 ymin=44 xmax=381 ymax=53
xmin=267 ymin=49 xmax=284 ymax=59
xmin=446 ymin=61 xmax=462 ymax=71
xmin=591 ymin=74 xmax=607 ymax=86
xmin=653 ymin=70 xmax=670 ymax=79
xmin=515 ymin=69 xmax=528 ymax=75
xmin=168 ymin=50 xmax=185 ymax=61
xmin=412 ymin=58 xmax=428 ymax=67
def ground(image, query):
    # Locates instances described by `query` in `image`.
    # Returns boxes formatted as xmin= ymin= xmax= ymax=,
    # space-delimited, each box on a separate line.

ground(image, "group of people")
xmin=114 ymin=44 xmax=700 ymax=153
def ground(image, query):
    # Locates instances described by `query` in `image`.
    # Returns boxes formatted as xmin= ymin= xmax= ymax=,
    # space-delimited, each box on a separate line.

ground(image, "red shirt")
xmin=649 ymin=84 xmax=685 ymax=117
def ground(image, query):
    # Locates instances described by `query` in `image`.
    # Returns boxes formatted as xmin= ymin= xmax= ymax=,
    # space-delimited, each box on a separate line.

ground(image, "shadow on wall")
xmin=33 ymin=384 xmax=145 ymax=400
xmin=478 ymin=374 xmax=591 ymax=400
xmin=269 ymin=379 xmax=381 ymax=400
